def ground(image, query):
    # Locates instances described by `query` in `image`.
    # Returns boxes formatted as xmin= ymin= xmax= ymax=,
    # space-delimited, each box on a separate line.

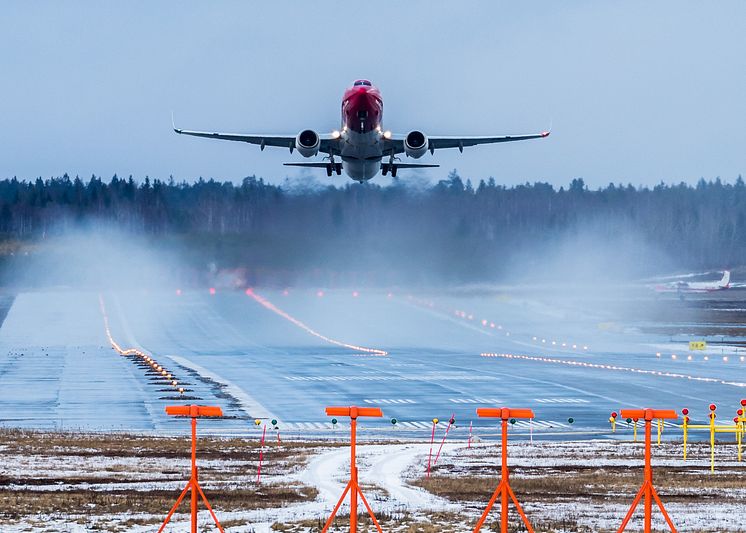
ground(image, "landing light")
xmin=383 ymin=130 xmax=392 ymax=139
xmin=332 ymin=130 xmax=341 ymax=139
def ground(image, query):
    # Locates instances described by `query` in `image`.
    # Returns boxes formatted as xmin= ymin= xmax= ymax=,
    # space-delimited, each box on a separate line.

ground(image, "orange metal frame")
xmin=617 ymin=408 xmax=678 ymax=533
xmin=158 ymin=405 xmax=225 ymax=533
xmin=472 ymin=407 xmax=536 ymax=533
xmin=321 ymin=406 xmax=384 ymax=533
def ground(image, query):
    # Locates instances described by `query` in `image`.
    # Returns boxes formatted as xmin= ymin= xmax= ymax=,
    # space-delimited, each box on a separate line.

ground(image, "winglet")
xmin=541 ymin=119 xmax=553 ymax=137
xmin=171 ymin=111 xmax=181 ymax=134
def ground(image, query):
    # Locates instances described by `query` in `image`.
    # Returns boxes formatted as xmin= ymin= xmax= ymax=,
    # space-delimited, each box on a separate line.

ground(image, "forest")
xmin=0 ymin=171 xmax=742 ymax=286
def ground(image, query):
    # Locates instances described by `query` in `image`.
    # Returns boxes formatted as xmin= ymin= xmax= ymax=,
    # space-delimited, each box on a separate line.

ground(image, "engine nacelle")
xmin=295 ymin=129 xmax=320 ymax=157
xmin=404 ymin=130 xmax=428 ymax=159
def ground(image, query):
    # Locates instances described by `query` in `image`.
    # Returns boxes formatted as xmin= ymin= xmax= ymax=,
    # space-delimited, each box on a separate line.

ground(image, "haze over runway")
xmin=0 ymin=1 xmax=744 ymax=187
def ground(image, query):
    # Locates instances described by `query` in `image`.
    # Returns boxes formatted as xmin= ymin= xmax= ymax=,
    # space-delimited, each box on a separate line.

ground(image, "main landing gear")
xmin=324 ymin=155 xmax=343 ymax=177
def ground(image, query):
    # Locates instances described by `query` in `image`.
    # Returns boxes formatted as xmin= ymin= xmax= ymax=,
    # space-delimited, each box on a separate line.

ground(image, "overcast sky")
xmin=0 ymin=1 xmax=744 ymax=188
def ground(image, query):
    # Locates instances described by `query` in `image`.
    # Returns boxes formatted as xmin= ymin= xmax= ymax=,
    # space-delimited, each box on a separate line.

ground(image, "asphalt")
xmin=0 ymin=287 xmax=744 ymax=441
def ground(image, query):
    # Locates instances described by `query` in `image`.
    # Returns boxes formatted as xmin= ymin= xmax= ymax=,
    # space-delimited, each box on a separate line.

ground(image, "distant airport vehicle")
xmin=173 ymin=79 xmax=549 ymax=183
xmin=654 ymin=270 xmax=731 ymax=293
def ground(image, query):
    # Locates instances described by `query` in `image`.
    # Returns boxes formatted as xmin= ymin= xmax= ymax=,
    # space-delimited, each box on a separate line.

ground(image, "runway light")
xmin=551 ymin=341 xmax=556 ymax=346
xmin=656 ymin=352 xmax=661 ymax=357
xmin=532 ymin=337 xmax=537 ymax=341
xmin=741 ymin=356 xmax=745 ymax=362
xmin=432 ymin=418 xmax=439 ymax=424
xmin=583 ymin=346 xmax=588 ymax=350
xmin=481 ymin=319 xmax=488 ymax=326
xmin=387 ymin=292 xmax=393 ymax=298
xmin=178 ymin=387 xmax=184 ymax=394
xmin=175 ymin=289 xmax=182 ymax=296
xmin=317 ymin=290 xmax=324 ymax=297
xmin=209 ymin=287 xmax=216 ymax=296
xmin=723 ymin=356 xmax=729 ymax=362
xmin=383 ymin=130 xmax=392 ymax=139
xmin=254 ymin=419 xmax=262 ymax=426
xmin=282 ymin=289 xmax=289 ymax=296
xmin=245 ymin=288 xmax=254 ymax=296
xmin=467 ymin=315 xmax=473 ymax=320
xmin=687 ymin=355 xmax=692 ymax=361
xmin=541 ymin=339 xmax=546 ymax=343
xmin=704 ymin=356 xmax=709 ymax=361
xmin=671 ymin=354 xmax=677 ymax=360
xmin=352 ymin=291 xmax=359 ymax=298
xmin=572 ymin=344 xmax=577 ymax=349
xmin=490 ymin=322 xmax=496 ymax=328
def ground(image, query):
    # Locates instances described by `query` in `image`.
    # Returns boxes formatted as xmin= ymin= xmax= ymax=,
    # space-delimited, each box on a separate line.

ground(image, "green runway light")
xmin=331 ymin=418 xmax=338 ymax=425
xmin=271 ymin=419 xmax=277 ymax=426
xmin=568 ymin=417 xmax=574 ymax=424
xmin=391 ymin=418 xmax=397 ymax=425
xmin=626 ymin=418 xmax=632 ymax=424
xmin=510 ymin=418 xmax=516 ymax=425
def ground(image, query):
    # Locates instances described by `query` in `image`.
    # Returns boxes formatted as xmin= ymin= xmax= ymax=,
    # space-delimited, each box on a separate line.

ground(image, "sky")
xmin=0 ymin=1 xmax=744 ymax=188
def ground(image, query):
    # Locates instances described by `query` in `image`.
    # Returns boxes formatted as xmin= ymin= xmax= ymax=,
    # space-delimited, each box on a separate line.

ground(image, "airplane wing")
xmin=173 ymin=122 xmax=340 ymax=155
xmin=384 ymin=131 xmax=549 ymax=155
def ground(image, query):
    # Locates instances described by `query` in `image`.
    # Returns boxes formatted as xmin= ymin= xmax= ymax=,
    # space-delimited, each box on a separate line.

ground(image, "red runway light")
xmin=317 ymin=290 xmax=324 ymax=297
xmin=709 ymin=403 xmax=717 ymax=411
xmin=175 ymin=289 xmax=182 ymax=296
xmin=245 ymin=288 xmax=254 ymax=296
xmin=209 ymin=287 xmax=216 ymax=295
xmin=681 ymin=408 xmax=689 ymax=415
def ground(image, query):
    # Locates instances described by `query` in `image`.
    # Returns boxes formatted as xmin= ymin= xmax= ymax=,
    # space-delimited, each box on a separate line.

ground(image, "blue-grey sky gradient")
xmin=0 ymin=1 xmax=744 ymax=187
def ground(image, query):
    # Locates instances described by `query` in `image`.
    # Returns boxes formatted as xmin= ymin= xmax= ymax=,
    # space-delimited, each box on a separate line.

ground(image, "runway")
xmin=0 ymin=287 xmax=744 ymax=439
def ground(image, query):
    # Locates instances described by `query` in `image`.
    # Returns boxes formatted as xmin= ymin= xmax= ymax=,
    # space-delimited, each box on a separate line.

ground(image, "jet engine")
xmin=404 ymin=130 xmax=428 ymax=159
xmin=295 ymin=129 xmax=320 ymax=157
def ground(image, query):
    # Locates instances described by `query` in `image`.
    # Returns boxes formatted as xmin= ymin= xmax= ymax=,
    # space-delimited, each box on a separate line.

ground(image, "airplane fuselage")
xmin=339 ymin=81 xmax=387 ymax=181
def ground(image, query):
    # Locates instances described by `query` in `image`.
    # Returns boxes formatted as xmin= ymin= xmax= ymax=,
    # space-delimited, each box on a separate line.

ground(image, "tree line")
xmin=0 ymin=171 xmax=743 ymax=284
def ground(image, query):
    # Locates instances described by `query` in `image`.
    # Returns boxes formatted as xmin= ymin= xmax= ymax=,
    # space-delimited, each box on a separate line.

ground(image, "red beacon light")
xmin=681 ymin=408 xmax=689 ymax=416
xmin=611 ymin=412 xmax=618 ymax=418
xmin=709 ymin=403 xmax=717 ymax=411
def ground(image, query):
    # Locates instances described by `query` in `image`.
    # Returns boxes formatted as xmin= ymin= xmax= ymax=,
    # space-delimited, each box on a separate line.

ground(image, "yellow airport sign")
xmin=689 ymin=341 xmax=707 ymax=351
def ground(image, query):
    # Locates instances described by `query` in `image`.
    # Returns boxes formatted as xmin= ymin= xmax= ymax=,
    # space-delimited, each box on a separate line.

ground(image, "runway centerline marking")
xmin=247 ymin=290 xmax=388 ymax=356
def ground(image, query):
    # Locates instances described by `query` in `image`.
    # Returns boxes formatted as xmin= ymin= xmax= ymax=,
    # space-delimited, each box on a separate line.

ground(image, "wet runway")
xmin=1 ymin=287 xmax=744 ymax=439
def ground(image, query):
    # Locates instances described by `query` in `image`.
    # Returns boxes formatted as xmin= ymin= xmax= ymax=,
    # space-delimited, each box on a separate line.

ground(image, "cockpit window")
xmin=353 ymin=79 xmax=372 ymax=86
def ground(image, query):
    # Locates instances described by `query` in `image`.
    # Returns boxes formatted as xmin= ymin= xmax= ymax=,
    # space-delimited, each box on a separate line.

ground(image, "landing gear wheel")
xmin=391 ymin=166 xmax=397 ymax=178
xmin=326 ymin=165 xmax=332 ymax=177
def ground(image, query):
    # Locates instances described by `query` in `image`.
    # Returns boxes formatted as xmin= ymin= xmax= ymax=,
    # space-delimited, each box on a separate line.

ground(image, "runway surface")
xmin=1 ymin=287 xmax=744 ymax=439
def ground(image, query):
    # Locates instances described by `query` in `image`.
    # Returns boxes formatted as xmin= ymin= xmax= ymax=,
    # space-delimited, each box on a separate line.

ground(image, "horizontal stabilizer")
xmin=283 ymin=162 xmax=330 ymax=168
xmin=381 ymin=163 xmax=439 ymax=171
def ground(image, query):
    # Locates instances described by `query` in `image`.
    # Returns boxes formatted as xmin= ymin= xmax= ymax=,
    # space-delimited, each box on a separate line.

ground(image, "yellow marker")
xmin=432 ymin=418 xmax=439 ymax=425
xmin=689 ymin=340 xmax=707 ymax=351
xmin=254 ymin=419 xmax=262 ymax=426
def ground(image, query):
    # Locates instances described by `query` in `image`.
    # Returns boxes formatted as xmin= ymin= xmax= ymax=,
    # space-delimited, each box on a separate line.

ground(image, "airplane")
xmin=654 ymin=270 xmax=731 ymax=293
xmin=173 ymin=79 xmax=550 ymax=183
